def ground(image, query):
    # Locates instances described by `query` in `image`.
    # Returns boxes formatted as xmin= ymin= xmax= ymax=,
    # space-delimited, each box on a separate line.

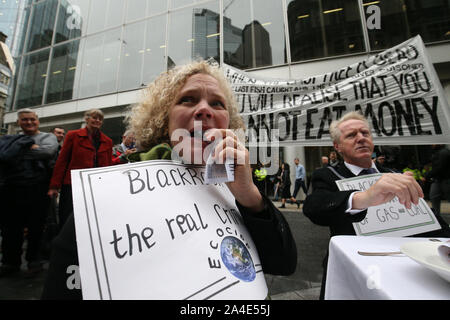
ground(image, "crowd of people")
xmin=0 ymin=59 xmax=449 ymax=300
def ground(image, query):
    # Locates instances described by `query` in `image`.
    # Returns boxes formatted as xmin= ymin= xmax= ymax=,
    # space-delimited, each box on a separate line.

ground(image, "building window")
xmin=287 ymin=0 xmax=365 ymax=62
xmin=168 ymin=1 xmax=220 ymax=67
xmin=87 ymin=0 xmax=125 ymax=35
xmin=26 ymin=0 xmax=58 ymax=52
xmin=364 ymin=0 xmax=450 ymax=50
xmin=78 ymin=28 xmax=121 ymax=98
xmin=54 ymin=0 xmax=90 ymax=44
xmin=46 ymin=40 xmax=81 ymax=103
xmin=125 ymin=0 xmax=167 ymax=22
xmin=118 ymin=20 xmax=146 ymax=91
xmin=142 ymin=14 xmax=167 ymax=85
xmin=223 ymin=0 xmax=287 ymax=69
xmin=15 ymin=49 xmax=50 ymax=108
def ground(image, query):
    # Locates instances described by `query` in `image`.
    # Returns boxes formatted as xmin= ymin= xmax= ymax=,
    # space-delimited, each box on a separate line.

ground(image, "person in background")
xmin=375 ymin=154 xmax=386 ymax=168
xmin=329 ymin=151 xmax=339 ymax=168
xmin=279 ymin=162 xmax=291 ymax=208
xmin=321 ymin=156 xmax=329 ymax=167
xmin=51 ymin=127 xmax=65 ymax=145
xmin=290 ymin=157 xmax=307 ymax=208
xmin=112 ymin=130 xmax=137 ymax=165
xmin=47 ymin=109 xmax=113 ymax=229
xmin=426 ymin=145 xmax=450 ymax=216
xmin=0 ymin=109 xmax=58 ymax=277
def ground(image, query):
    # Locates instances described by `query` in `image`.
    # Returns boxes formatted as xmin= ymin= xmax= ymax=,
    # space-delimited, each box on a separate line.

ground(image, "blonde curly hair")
xmin=126 ymin=60 xmax=245 ymax=151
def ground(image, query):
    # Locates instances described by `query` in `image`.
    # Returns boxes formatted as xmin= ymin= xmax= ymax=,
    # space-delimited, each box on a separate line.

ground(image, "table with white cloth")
xmin=325 ymin=236 xmax=450 ymax=300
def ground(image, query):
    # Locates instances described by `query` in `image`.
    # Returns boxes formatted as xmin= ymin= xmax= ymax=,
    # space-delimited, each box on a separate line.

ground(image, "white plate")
xmin=401 ymin=241 xmax=450 ymax=283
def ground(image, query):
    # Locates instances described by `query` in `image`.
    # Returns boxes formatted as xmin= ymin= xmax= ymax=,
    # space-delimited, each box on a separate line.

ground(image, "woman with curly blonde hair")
xmin=127 ymin=60 xmax=245 ymax=152
xmin=42 ymin=60 xmax=297 ymax=299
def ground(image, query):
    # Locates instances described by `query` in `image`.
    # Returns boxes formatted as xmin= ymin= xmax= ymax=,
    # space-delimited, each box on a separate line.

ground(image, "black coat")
xmin=303 ymin=162 xmax=450 ymax=237
xmin=303 ymin=161 xmax=450 ymax=300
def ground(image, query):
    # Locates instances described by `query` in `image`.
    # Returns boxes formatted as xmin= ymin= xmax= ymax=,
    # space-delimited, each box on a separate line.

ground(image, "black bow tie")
xmin=358 ymin=168 xmax=377 ymax=176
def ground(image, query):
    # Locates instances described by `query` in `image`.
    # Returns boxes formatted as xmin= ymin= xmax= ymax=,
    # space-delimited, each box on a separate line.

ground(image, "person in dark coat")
xmin=42 ymin=60 xmax=297 ymax=299
xmin=303 ymin=111 xmax=450 ymax=300
xmin=279 ymin=162 xmax=291 ymax=208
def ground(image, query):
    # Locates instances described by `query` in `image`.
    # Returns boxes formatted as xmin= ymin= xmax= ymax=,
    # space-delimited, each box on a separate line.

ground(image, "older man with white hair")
xmin=303 ymin=111 xmax=450 ymax=299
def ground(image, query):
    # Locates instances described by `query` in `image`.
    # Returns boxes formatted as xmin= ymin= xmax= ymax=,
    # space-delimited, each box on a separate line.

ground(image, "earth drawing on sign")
xmin=220 ymin=236 xmax=256 ymax=282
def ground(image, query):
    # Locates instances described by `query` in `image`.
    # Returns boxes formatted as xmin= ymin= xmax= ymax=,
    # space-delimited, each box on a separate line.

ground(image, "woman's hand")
xmin=206 ymin=129 xmax=264 ymax=212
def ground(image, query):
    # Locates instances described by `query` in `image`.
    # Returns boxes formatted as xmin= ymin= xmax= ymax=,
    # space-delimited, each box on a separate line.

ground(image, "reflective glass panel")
xmin=46 ymin=40 xmax=81 ymax=103
xmin=168 ymin=1 xmax=220 ymax=67
xmin=118 ymin=20 xmax=146 ymax=91
xmin=147 ymin=0 xmax=167 ymax=16
xmin=126 ymin=0 xmax=168 ymax=22
xmin=55 ymin=0 xmax=90 ymax=43
xmin=12 ymin=5 xmax=31 ymax=56
xmin=6 ymin=57 xmax=21 ymax=111
xmin=287 ymin=0 xmax=365 ymax=62
xmin=126 ymin=0 xmax=147 ymax=22
xmin=87 ymin=0 xmax=125 ymax=34
xmin=26 ymin=0 xmax=58 ymax=52
xmin=142 ymin=14 xmax=167 ymax=85
xmin=79 ymin=28 xmax=121 ymax=98
xmin=364 ymin=0 xmax=450 ymax=50
xmin=171 ymin=0 xmax=207 ymax=9
xmin=223 ymin=0 xmax=287 ymax=69
xmin=15 ymin=49 xmax=50 ymax=108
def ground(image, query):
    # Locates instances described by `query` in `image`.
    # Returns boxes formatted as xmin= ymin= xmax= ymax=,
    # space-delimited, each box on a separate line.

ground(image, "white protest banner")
xmin=224 ymin=35 xmax=450 ymax=146
xmin=71 ymin=160 xmax=268 ymax=300
xmin=335 ymin=173 xmax=441 ymax=237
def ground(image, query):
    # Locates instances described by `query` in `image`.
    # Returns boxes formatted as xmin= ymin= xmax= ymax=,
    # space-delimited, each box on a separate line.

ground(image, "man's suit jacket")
xmin=303 ymin=162 xmax=394 ymax=237
xmin=303 ymin=162 xmax=450 ymax=238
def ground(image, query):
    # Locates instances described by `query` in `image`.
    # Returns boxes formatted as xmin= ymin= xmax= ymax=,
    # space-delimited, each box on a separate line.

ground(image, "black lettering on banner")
xmin=317 ymin=107 xmax=332 ymax=139
xmin=291 ymin=110 xmax=302 ymax=141
xmin=305 ymin=108 xmax=318 ymax=140
xmin=410 ymin=98 xmax=429 ymax=136
xmin=378 ymin=102 xmax=397 ymax=136
xmin=355 ymin=103 xmax=382 ymax=137
xmin=276 ymin=112 xmax=290 ymax=141
xmin=421 ymin=96 xmax=442 ymax=134
xmin=394 ymin=99 xmax=416 ymax=136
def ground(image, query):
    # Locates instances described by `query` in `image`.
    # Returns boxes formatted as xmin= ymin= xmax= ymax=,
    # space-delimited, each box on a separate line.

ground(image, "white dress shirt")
xmin=344 ymin=161 xmax=379 ymax=214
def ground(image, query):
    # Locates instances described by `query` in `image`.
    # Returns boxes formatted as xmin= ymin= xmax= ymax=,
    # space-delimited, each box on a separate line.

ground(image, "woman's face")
xmin=168 ymin=73 xmax=230 ymax=163
xmin=86 ymin=114 xmax=103 ymax=131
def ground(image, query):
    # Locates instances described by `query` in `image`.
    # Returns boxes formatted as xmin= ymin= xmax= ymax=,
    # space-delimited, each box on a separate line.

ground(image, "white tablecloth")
xmin=325 ymin=236 xmax=450 ymax=300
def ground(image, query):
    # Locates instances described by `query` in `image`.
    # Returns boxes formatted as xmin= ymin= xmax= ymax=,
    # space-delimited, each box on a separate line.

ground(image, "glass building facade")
xmin=3 ymin=0 xmax=450 ymax=112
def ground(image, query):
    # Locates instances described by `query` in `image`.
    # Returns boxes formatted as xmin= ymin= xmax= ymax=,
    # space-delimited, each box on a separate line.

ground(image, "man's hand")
xmin=352 ymin=171 xmax=424 ymax=210
xmin=30 ymin=144 xmax=39 ymax=150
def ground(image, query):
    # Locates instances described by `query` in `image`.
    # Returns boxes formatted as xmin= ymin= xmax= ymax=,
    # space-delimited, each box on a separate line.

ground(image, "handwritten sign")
xmin=71 ymin=160 xmax=268 ymax=300
xmin=335 ymin=173 xmax=441 ymax=237
xmin=225 ymin=35 xmax=450 ymax=146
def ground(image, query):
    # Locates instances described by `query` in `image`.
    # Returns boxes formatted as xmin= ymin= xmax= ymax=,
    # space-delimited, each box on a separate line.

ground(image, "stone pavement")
xmin=0 ymin=201 xmax=449 ymax=300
